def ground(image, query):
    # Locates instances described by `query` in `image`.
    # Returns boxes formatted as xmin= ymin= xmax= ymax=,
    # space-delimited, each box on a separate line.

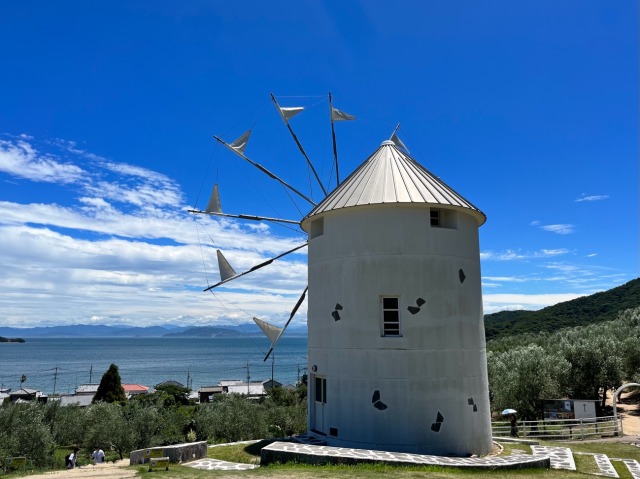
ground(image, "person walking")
xmin=92 ymin=446 xmax=105 ymax=464
xmin=509 ymin=414 xmax=519 ymax=437
xmin=65 ymin=448 xmax=80 ymax=469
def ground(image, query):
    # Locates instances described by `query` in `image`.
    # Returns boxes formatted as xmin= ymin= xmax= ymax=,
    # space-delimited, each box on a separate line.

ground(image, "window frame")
xmin=381 ymin=296 xmax=402 ymax=337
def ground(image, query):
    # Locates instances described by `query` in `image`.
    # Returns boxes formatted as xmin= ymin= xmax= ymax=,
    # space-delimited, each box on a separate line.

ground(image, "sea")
xmin=0 ymin=336 xmax=307 ymax=395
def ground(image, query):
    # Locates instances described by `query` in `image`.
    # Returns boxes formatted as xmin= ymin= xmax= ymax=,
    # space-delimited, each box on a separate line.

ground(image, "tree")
xmin=0 ymin=403 xmax=55 ymax=467
xmin=153 ymin=383 xmax=191 ymax=406
xmin=93 ymin=364 xmax=126 ymax=403
xmin=488 ymin=345 xmax=569 ymax=420
xmin=83 ymin=402 xmax=133 ymax=459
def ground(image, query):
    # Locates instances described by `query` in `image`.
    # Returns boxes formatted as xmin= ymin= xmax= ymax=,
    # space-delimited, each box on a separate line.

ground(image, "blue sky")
xmin=0 ymin=2 xmax=637 ymax=328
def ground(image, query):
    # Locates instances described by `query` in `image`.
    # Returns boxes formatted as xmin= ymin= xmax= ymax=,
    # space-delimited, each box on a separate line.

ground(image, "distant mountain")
xmin=0 ymin=324 xmax=184 ymax=338
xmin=484 ymin=277 xmax=640 ymax=341
xmin=162 ymin=326 xmax=256 ymax=338
xmin=0 ymin=322 xmax=308 ymax=338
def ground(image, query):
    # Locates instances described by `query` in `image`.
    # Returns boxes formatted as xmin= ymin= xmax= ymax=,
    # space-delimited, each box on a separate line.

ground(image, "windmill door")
xmin=312 ymin=375 xmax=327 ymax=434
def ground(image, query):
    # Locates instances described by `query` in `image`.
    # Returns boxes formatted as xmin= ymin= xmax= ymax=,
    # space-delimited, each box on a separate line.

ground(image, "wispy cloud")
xmin=540 ymin=224 xmax=575 ymax=235
xmin=481 ymin=248 xmax=570 ymax=261
xmin=480 ymin=250 xmax=526 ymax=261
xmin=531 ymin=220 xmax=575 ymax=235
xmin=0 ymin=139 xmax=85 ymax=184
xmin=539 ymin=248 xmax=569 ymax=256
xmin=575 ymin=193 xmax=609 ymax=202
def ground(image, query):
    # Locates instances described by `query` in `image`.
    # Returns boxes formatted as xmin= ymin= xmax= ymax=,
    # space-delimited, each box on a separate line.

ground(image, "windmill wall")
xmin=303 ymin=203 xmax=493 ymax=456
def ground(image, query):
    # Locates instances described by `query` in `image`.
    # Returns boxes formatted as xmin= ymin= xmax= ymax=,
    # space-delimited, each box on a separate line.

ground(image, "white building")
xmin=300 ymin=140 xmax=493 ymax=456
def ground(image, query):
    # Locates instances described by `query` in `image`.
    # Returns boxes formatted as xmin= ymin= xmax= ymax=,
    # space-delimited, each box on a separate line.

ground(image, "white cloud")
xmin=0 ymin=223 xmax=307 ymax=328
xmin=0 ymin=140 xmax=85 ymax=183
xmin=480 ymin=250 xmax=525 ymax=261
xmin=483 ymin=293 xmax=586 ymax=314
xmin=0 ymin=136 xmax=309 ymax=328
xmin=483 ymin=276 xmax=528 ymax=283
xmin=539 ymin=248 xmax=569 ymax=256
xmin=481 ymin=248 xmax=570 ymax=261
xmin=575 ymin=194 xmax=609 ymax=202
xmin=540 ymin=224 xmax=575 ymax=235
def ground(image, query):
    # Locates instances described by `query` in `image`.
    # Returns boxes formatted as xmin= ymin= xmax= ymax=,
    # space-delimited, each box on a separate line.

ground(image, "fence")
xmin=492 ymin=415 xmax=622 ymax=440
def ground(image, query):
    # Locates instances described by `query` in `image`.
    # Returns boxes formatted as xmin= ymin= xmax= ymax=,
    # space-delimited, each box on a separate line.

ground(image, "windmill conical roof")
xmin=302 ymin=140 xmax=486 ymax=226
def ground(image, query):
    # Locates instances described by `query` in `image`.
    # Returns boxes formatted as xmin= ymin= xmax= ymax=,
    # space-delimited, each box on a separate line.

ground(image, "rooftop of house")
xmin=122 ymin=384 xmax=149 ymax=393
xmin=75 ymin=384 xmax=100 ymax=395
xmin=57 ymin=394 xmax=94 ymax=407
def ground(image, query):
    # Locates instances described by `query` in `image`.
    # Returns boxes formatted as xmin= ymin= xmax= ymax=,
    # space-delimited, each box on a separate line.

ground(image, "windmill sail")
xmin=229 ymin=130 xmax=251 ymax=154
xmin=213 ymin=135 xmax=316 ymax=207
xmin=331 ymin=107 xmax=356 ymax=121
xmin=278 ymin=107 xmax=304 ymax=122
xmin=270 ymin=93 xmax=327 ymax=196
xmin=204 ymin=243 xmax=308 ymax=292
xmin=253 ymin=317 xmax=283 ymax=346
xmin=205 ymin=184 xmax=222 ymax=213
xmin=262 ymin=286 xmax=308 ymax=361
xmin=216 ymin=250 xmax=237 ymax=281
xmin=390 ymin=129 xmax=409 ymax=153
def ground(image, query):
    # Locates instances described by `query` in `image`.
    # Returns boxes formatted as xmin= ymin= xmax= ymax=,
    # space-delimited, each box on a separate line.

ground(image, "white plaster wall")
xmin=305 ymin=204 xmax=493 ymax=456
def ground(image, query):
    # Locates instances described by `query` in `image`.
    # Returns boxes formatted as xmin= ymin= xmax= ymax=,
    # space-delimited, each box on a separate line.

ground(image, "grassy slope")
xmin=484 ymin=278 xmax=640 ymax=340
xmin=129 ymin=439 xmax=640 ymax=479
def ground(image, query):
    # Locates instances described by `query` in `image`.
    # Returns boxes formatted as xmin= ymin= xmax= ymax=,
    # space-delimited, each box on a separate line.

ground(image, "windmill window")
xmin=310 ymin=218 xmax=324 ymax=239
xmin=381 ymin=296 xmax=401 ymax=337
xmin=430 ymin=208 xmax=457 ymax=229
xmin=430 ymin=209 xmax=441 ymax=227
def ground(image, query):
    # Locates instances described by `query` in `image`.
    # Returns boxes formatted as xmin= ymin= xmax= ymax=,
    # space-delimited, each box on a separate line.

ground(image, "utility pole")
xmin=52 ymin=367 xmax=59 ymax=396
xmin=271 ymin=353 xmax=275 ymax=386
xmin=186 ymin=369 xmax=191 ymax=390
xmin=89 ymin=365 xmax=93 ymax=383
xmin=246 ymin=362 xmax=250 ymax=396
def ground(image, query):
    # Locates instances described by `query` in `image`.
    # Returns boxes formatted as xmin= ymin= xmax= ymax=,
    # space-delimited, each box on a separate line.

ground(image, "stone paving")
xmin=187 ymin=458 xmax=259 ymax=471
xmin=260 ymin=441 xmax=550 ymax=469
xmin=184 ymin=437 xmax=640 ymax=475
xmin=619 ymin=459 xmax=640 ymax=479
xmin=575 ymin=452 xmax=619 ymax=478
xmin=531 ymin=445 xmax=576 ymax=470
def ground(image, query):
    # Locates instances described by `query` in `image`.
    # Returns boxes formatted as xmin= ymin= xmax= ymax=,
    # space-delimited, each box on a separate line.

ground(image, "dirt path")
xmin=609 ymin=389 xmax=640 ymax=436
xmin=22 ymin=460 xmax=136 ymax=479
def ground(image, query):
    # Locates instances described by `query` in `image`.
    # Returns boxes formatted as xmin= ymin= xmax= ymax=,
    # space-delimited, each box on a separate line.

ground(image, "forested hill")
xmin=484 ymin=277 xmax=640 ymax=341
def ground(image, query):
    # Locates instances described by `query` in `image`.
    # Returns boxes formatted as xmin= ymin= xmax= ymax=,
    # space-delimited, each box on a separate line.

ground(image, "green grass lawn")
xmin=134 ymin=438 xmax=639 ymax=479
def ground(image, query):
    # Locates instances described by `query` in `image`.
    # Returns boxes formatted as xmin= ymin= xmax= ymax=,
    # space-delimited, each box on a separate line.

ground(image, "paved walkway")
xmin=185 ymin=438 xmax=640 ymax=477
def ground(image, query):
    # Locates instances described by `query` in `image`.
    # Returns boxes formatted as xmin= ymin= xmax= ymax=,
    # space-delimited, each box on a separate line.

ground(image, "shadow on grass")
xmin=244 ymin=439 xmax=278 ymax=457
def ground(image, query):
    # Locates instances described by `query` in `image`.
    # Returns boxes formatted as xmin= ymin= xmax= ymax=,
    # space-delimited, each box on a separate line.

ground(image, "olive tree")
xmin=488 ymin=345 xmax=569 ymax=419
xmin=83 ymin=401 xmax=133 ymax=459
xmin=0 ymin=403 xmax=55 ymax=467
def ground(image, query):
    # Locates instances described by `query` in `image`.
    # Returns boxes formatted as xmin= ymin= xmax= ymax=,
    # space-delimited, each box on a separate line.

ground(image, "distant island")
xmin=0 ymin=336 xmax=25 ymax=343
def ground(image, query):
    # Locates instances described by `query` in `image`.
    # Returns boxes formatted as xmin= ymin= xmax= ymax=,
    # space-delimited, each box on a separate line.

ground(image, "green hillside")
xmin=484 ymin=277 xmax=640 ymax=340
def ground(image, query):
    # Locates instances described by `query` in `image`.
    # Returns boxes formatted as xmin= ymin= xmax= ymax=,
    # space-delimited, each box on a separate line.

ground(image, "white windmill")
xmin=190 ymin=94 xmax=492 ymax=456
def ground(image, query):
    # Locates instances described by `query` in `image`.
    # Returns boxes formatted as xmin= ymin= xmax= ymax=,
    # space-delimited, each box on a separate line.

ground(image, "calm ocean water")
xmin=0 ymin=336 xmax=307 ymax=395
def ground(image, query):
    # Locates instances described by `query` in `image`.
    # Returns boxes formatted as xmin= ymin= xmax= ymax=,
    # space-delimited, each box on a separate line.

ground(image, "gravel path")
xmin=21 ymin=460 xmax=136 ymax=479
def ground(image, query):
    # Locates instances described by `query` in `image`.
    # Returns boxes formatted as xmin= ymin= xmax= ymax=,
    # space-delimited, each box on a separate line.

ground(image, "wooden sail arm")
xmin=213 ymin=135 xmax=316 ymax=207
xmin=263 ymin=285 xmax=308 ymax=362
xmin=203 ymin=242 xmax=308 ymax=292
xmin=270 ymin=93 xmax=328 ymax=197
xmin=187 ymin=209 xmax=300 ymax=225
